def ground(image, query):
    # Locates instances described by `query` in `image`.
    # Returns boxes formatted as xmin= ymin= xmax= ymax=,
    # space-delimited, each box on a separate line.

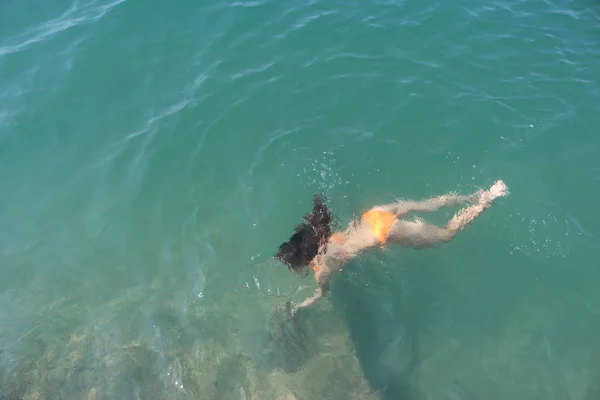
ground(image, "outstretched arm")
xmin=377 ymin=191 xmax=482 ymax=217
xmin=296 ymin=284 xmax=328 ymax=309
xmin=292 ymin=268 xmax=330 ymax=315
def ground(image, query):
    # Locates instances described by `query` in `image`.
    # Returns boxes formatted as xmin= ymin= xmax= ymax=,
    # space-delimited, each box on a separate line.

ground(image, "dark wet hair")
xmin=275 ymin=194 xmax=333 ymax=272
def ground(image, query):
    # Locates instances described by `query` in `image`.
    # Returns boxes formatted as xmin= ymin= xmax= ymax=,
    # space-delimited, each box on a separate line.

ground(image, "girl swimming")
xmin=275 ymin=180 xmax=509 ymax=314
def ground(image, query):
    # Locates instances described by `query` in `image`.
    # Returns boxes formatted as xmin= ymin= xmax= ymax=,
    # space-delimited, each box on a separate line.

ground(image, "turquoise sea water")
xmin=2 ymin=0 xmax=600 ymax=398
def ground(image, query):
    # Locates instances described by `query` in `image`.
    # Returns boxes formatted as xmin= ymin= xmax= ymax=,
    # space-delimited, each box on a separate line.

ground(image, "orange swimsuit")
xmin=310 ymin=209 xmax=396 ymax=272
xmin=362 ymin=209 xmax=397 ymax=244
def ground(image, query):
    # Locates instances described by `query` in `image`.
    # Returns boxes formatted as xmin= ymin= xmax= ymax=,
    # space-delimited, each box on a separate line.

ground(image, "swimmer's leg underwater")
xmin=376 ymin=191 xmax=480 ymax=217
xmin=386 ymin=180 xmax=508 ymax=249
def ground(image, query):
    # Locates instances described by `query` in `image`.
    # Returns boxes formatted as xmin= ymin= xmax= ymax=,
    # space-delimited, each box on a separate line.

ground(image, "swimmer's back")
xmin=319 ymin=207 xmax=397 ymax=269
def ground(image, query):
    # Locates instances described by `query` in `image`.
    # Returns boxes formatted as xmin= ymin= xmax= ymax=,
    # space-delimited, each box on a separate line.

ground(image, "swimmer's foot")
xmin=481 ymin=180 xmax=509 ymax=205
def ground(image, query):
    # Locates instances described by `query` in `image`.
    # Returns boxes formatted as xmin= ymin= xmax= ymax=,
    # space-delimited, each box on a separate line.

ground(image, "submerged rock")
xmin=262 ymin=303 xmax=309 ymax=373
xmin=2 ymin=279 xmax=380 ymax=400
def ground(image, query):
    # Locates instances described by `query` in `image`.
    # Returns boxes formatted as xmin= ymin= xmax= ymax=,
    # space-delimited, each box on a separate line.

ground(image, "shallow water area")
xmin=1 ymin=0 xmax=600 ymax=398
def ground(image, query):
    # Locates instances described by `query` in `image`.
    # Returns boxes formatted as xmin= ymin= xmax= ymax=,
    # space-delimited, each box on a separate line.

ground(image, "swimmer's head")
xmin=275 ymin=194 xmax=332 ymax=272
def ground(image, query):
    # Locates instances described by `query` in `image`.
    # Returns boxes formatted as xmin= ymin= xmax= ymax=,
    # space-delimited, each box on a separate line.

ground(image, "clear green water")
xmin=1 ymin=0 xmax=600 ymax=398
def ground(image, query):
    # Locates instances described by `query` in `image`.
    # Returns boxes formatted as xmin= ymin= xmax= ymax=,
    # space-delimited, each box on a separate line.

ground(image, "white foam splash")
xmin=508 ymin=211 xmax=572 ymax=259
xmin=300 ymin=151 xmax=346 ymax=192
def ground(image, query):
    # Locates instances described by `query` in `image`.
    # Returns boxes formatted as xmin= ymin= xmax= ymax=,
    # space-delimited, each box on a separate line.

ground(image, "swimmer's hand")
xmin=285 ymin=300 xmax=299 ymax=318
xmin=288 ymin=287 xmax=326 ymax=317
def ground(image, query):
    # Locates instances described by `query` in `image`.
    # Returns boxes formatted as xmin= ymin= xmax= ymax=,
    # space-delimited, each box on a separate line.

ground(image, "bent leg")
xmin=388 ymin=180 xmax=508 ymax=249
xmin=377 ymin=191 xmax=481 ymax=217
xmin=388 ymin=218 xmax=456 ymax=249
